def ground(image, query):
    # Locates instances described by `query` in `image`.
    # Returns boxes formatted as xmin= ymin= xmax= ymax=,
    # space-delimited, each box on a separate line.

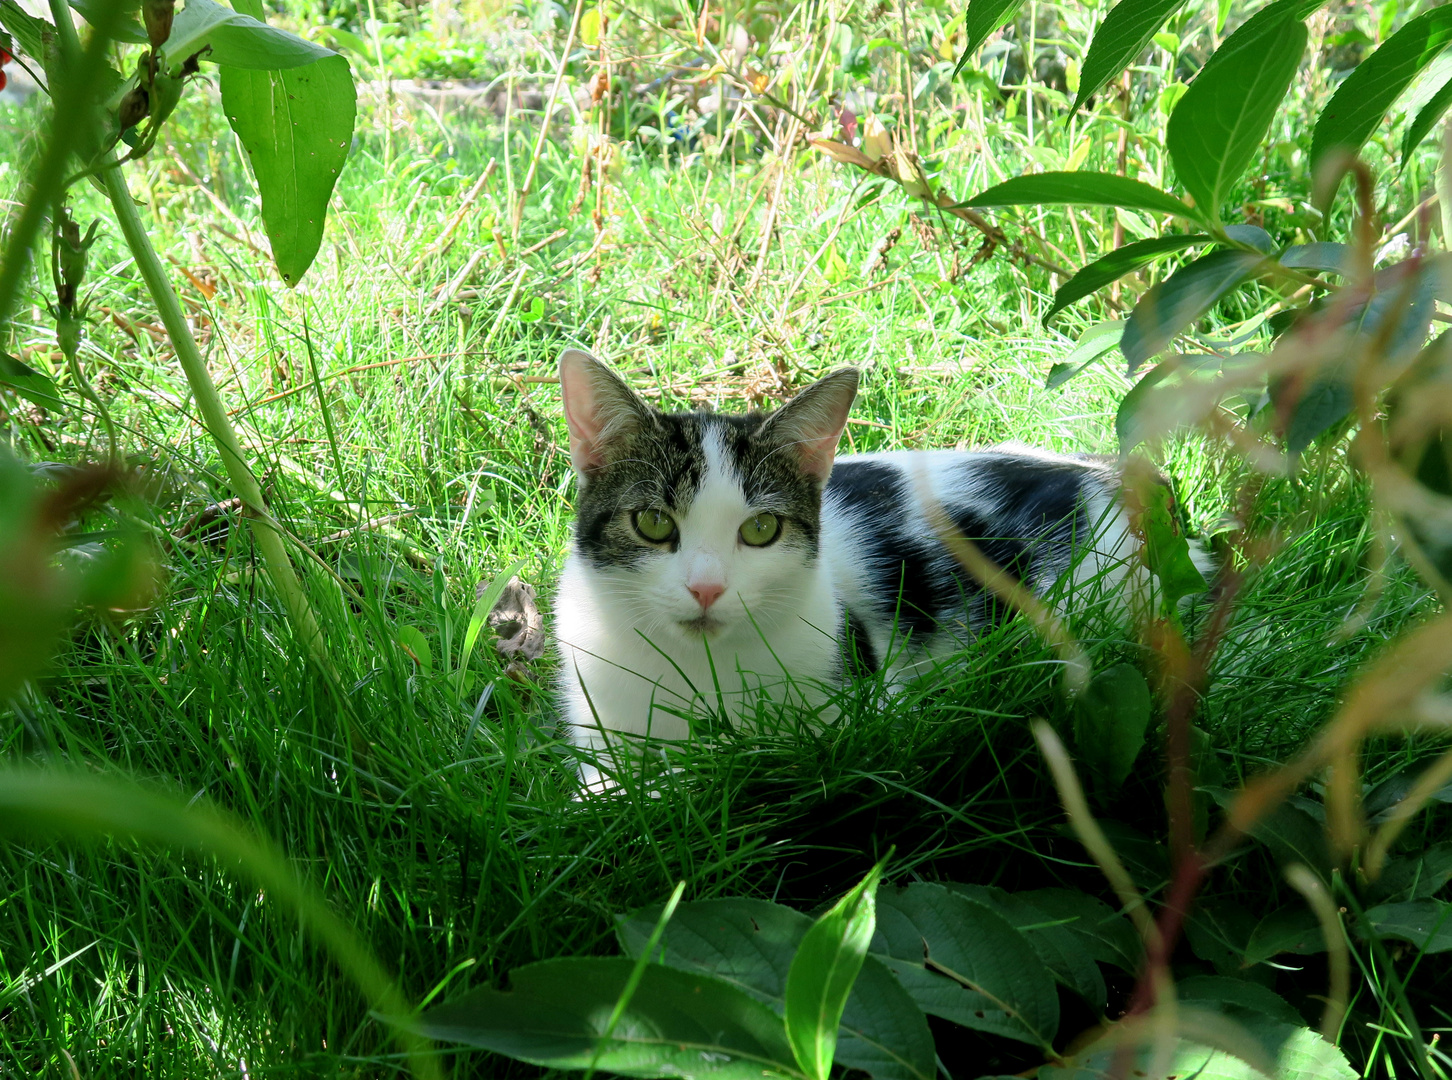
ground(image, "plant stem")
xmin=101 ymin=165 xmax=334 ymax=675
xmin=0 ymin=0 xmax=122 ymax=327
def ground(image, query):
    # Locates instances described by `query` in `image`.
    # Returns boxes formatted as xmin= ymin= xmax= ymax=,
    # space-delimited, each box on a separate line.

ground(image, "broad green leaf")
xmin=963 ymin=172 xmax=1199 ymax=220
xmin=1245 ymin=905 xmax=1327 ymax=965
xmin=872 ymin=884 xmax=1059 ymax=1049
xmin=220 ymin=52 xmax=356 ymax=285
xmin=0 ymin=353 xmax=67 ymax=413
xmin=1367 ymin=843 xmax=1452 ymax=903
xmin=1365 ymin=763 xmax=1452 ymax=823
xmin=1185 ymin=900 xmax=1260 ymax=974
xmin=415 ymin=958 xmax=802 ymax=1079
xmin=1208 ymin=792 xmax=1332 ymax=882
xmin=1043 ymin=1025 xmax=1355 ymax=1080
xmin=1044 ymin=235 xmax=1208 ymax=325
xmin=1045 ymin=320 xmax=1125 ymax=389
xmin=1365 ymin=899 xmax=1452 ymax=953
xmin=955 ymin=0 xmax=1027 ymax=75
xmin=1280 ymin=242 xmax=1352 ymax=274
xmin=1177 ymin=976 xmax=1305 ymax=1027
xmin=1402 ymin=74 xmax=1452 ymax=167
xmin=1222 ymin=224 xmax=1275 ymax=253
xmin=1285 ymin=377 xmax=1352 ymax=454
xmin=397 ymin=625 xmax=432 ymax=673
xmin=164 ymin=0 xmax=335 ymax=70
xmin=1072 ymin=663 xmax=1152 ymax=797
xmin=68 ymin=0 xmax=146 ymax=42
xmin=616 ymin=898 xmax=934 ymax=1080
xmin=1073 ymin=0 xmax=1190 ymax=113
xmin=1311 ymin=6 xmax=1452 ymax=178
xmin=944 ymin=885 xmax=1106 ymax=1014
xmin=1016 ymin=888 xmax=1143 ymax=972
xmin=0 ymin=1 xmax=46 ymax=60
xmin=1120 ymin=249 xmax=1264 ymax=370
xmin=784 ymin=863 xmax=883 ymax=1080
xmin=1165 ymin=8 xmax=1307 ymax=221
xmin=1138 ymin=478 xmax=1209 ymax=609
xmin=1116 ymin=359 xmax=1174 ymax=452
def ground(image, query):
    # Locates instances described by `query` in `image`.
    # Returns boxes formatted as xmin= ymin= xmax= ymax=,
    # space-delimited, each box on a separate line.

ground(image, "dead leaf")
xmin=809 ymin=138 xmax=880 ymax=171
xmin=486 ymin=576 xmax=546 ymax=665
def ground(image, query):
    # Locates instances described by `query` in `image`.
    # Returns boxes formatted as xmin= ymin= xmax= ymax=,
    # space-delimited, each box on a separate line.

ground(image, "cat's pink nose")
xmin=688 ymin=582 xmax=725 ymax=610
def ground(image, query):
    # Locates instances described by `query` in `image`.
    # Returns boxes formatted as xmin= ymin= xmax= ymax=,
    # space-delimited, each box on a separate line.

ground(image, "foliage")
xmin=3 ymin=0 xmax=1452 ymax=1075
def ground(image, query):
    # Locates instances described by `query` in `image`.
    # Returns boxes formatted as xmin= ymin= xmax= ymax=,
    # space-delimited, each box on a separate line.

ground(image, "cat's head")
xmin=559 ymin=349 xmax=858 ymax=639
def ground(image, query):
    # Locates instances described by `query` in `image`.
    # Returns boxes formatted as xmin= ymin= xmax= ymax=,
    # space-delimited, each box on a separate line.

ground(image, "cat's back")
xmin=819 ymin=446 xmax=1130 ymax=662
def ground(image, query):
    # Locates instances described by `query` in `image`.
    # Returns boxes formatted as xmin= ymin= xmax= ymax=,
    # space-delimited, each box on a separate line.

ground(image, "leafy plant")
xmin=414 ymin=861 xmax=1384 ymax=1079
xmin=0 ymin=0 xmax=359 ymax=668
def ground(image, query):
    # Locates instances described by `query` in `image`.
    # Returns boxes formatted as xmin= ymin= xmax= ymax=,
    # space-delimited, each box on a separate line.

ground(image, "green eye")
xmin=739 ymin=512 xmax=780 ymax=547
xmin=633 ymin=509 xmax=677 ymax=542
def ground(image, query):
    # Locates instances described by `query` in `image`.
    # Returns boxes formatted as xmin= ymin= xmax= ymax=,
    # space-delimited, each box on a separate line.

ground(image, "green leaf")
xmin=0 ymin=353 xmax=67 ymax=413
xmin=1177 ymin=976 xmax=1305 ymax=1027
xmin=1045 ymin=235 xmax=1208 ymax=325
xmin=1285 ymin=377 xmax=1352 ymax=454
xmin=220 ymin=53 xmax=356 ymax=285
xmin=1222 ymin=224 xmax=1275 ymax=253
xmin=1072 ymin=663 xmax=1153 ymax=797
xmin=68 ymin=0 xmax=146 ymax=41
xmin=1233 ymin=795 xmax=1333 ymax=883
xmin=1365 ymin=763 xmax=1452 ymax=823
xmin=1073 ymin=0 xmax=1191 ymax=113
xmin=1312 ymin=5 xmax=1452 ymax=180
xmin=616 ymin=898 xmax=934 ymax=1080
xmin=1280 ymin=242 xmax=1352 ymax=274
xmin=1016 ymin=888 xmax=1143 ymax=973
xmin=1245 ymin=905 xmax=1327 ymax=965
xmin=1165 ymin=7 xmax=1307 ymax=221
xmin=397 ymin=625 xmax=432 ymax=673
xmin=955 ymin=0 xmax=1027 ymax=75
xmin=1138 ymin=479 xmax=1209 ymax=609
xmin=1045 ymin=320 xmax=1125 ymax=388
xmin=1402 ymin=74 xmax=1452 ymax=167
xmin=784 ymin=862 xmax=884 ymax=1080
xmin=963 ymin=172 xmax=1200 ymax=220
xmin=1115 ymin=359 xmax=1173 ymax=452
xmin=0 ymin=1 xmax=47 ymax=61
xmin=944 ymin=885 xmax=1107 ymax=1014
xmin=1185 ymin=900 xmax=1259 ymax=974
xmin=1367 ymin=844 xmax=1452 ymax=903
xmin=415 ymin=958 xmax=803 ymax=1079
xmin=1365 ymin=899 xmax=1452 ymax=953
xmin=1044 ymin=1025 xmax=1355 ymax=1080
xmin=163 ymin=0 xmax=335 ymax=70
xmin=872 ymin=884 xmax=1059 ymax=1049
xmin=1120 ymin=249 xmax=1264 ymax=370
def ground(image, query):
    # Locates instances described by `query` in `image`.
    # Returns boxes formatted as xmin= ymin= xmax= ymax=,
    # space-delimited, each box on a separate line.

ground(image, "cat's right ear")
xmin=558 ymin=349 xmax=650 ymax=478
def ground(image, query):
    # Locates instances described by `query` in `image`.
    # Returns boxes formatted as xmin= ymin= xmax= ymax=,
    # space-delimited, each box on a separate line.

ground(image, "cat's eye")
xmin=739 ymin=512 xmax=780 ymax=547
xmin=633 ymin=509 xmax=677 ymax=543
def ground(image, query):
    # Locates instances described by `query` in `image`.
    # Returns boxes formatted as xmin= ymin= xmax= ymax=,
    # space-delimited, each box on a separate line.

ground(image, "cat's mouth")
xmin=677 ymin=613 xmax=724 ymax=636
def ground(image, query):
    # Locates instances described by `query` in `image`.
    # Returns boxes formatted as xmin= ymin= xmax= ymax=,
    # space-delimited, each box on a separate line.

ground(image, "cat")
xmin=552 ymin=349 xmax=1175 ymax=791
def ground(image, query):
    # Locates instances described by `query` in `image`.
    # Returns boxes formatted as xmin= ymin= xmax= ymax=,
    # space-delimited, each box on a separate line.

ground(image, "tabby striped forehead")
xmin=572 ymin=408 xmax=824 ymax=568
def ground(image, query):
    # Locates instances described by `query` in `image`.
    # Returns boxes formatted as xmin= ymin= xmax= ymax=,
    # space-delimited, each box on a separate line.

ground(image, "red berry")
xmin=0 ymin=70 xmax=7 ymax=92
xmin=0 ymin=47 xmax=11 ymax=64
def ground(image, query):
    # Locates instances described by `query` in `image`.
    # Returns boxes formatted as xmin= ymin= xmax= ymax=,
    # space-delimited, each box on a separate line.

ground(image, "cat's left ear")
xmin=559 ymin=349 xmax=651 ymax=479
xmin=762 ymin=368 xmax=859 ymax=482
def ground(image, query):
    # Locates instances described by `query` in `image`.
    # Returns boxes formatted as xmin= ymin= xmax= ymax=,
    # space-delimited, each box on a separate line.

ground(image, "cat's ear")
xmin=762 ymin=368 xmax=859 ymax=481
xmin=559 ymin=349 xmax=651 ymax=477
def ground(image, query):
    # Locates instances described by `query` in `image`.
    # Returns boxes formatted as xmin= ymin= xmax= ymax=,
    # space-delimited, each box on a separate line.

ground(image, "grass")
xmin=2 ymin=0 xmax=1451 ymax=1074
